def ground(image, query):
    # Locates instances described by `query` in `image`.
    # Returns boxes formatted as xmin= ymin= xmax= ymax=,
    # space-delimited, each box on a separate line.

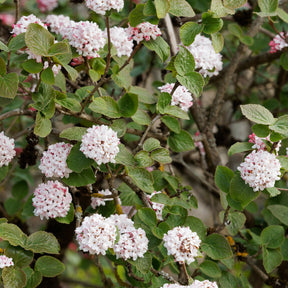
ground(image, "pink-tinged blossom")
xmin=33 ymin=181 xmax=72 ymax=220
xmin=159 ymin=83 xmax=193 ymax=111
xmin=185 ymin=34 xmax=223 ymax=77
xmin=238 ymin=150 xmax=281 ymax=192
xmin=163 ymin=226 xmax=201 ymax=265
xmin=85 ymin=0 xmax=124 ymax=15
xmin=43 ymin=61 xmax=61 ymax=76
xmin=0 ymin=132 xmax=16 ymax=168
xmin=12 ymin=14 xmax=46 ymax=36
xmin=109 ymin=214 xmax=134 ymax=231
xmin=190 ymin=280 xmax=218 ymax=288
xmin=45 ymin=14 xmax=74 ymax=37
xmin=0 ymin=255 xmax=14 ymax=269
xmin=39 ymin=142 xmax=73 ymax=178
xmin=249 ymin=133 xmax=281 ymax=154
xmin=0 ymin=14 xmax=15 ymax=26
xmin=269 ymin=32 xmax=288 ymax=54
xmin=71 ymin=56 xmax=84 ymax=66
xmin=91 ymin=189 xmax=113 ymax=208
xmin=75 ymin=213 xmax=117 ymax=255
xmin=148 ymin=191 xmax=164 ymax=220
xmin=126 ymin=22 xmax=161 ymax=43
xmin=194 ymin=131 xmax=205 ymax=156
xmin=37 ymin=0 xmax=58 ymax=13
xmin=106 ymin=27 xmax=133 ymax=57
xmin=80 ymin=125 xmax=120 ymax=165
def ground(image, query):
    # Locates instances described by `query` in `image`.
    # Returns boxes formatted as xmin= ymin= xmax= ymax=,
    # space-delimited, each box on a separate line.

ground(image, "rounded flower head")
xmin=127 ymin=22 xmax=161 ymax=43
xmin=80 ymin=125 xmax=120 ymax=165
xmin=37 ymin=0 xmax=58 ymax=13
xmin=45 ymin=14 xmax=74 ymax=37
xmin=91 ymin=189 xmax=113 ymax=208
xmin=0 ymin=132 xmax=16 ymax=168
xmin=163 ymin=226 xmax=201 ymax=264
xmin=159 ymin=83 xmax=193 ymax=111
xmin=75 ymin=213 xmax=117 ymax=255
xmin=39 ymin=142 xmax=73 ymax=178
xmin=269 ymin=32 xmax=288 ymax=53
xmin=12 ymin=14 xmax=46 ymax=36
xmin=148 ymin=191 xmax=165 ymax=220
xmin=33 ymin=181 xmax=72 ymax=220
xmin=190 ymin=280 xmax=218 ymax=288
xmin=0 ymin=255 xmax=14 ymax=269
xmin=85 ymin=0 xmax=124 ymax=15
xmin=185 ymin=34 xmax=223 ymax=77
xmin=161 ymin=285 xmax=192 ymax=288
xmin=238 ymin=150 xmax=281 ymax=192
xmin=109 ymin=214 xmax=134 ymax=231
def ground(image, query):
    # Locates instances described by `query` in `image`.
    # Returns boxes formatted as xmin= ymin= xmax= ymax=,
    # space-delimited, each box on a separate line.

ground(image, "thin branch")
xmin=150 ymin=268 xmax=178 ymax=284
xmin=164 ymin=14 xmax=178 ymax=56
xmin=245 ymin=257 xmax=269 ymax=282
xmin=14 ymin=0 xmax=20 ymax=22
xmin=0 ymin=109 xmax=34 ymax=121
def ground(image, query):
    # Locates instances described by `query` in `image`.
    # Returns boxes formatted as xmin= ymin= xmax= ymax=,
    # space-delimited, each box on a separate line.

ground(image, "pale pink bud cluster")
xmin=194 ymin=131 xmax=205 ymax=156
xmin=45 ymin=14 xmax=73 ymax=36
xmin=127 ymin=22 xmax=161 ymax=43
xmin=238 ymin=150 xmax=281 ymax=192
xmin=185 ymin=35 xmax=223 ymax=77
xmin=12 ymin=14 xmax=46 ymax=36
xmin=107 ymin=27 xmax=133 ymax=57
xmin=269 ymin=32 xmax=288 ymax=53
xmin=85 ymin=0 xmax=124 ymax=15
xmin=39 ymin=142 xmax=73 ymax=178
xmin=249 ymin=133 xmax=281 ymax=153
xmin=33 ymin=181 xmax=72 ymax=220
xmin=0 ymin=132 xmax=16 ymax=168
xmin=0 ymin=14 xmax=15 ymax=26
xmin=43 ymin=61 xmax=61 ymax=76
xmin=37 ymin=0 xmax=58 ymax=13
xmin=148 ymin=191 xmax=165 ymax=220
xmin=80 ymin=125 xmax=120 ymax=165
xmin=159 ymin=83 xmax=193 ymax=111
xmin=0 ymin=255 xmax=14 ymax=269
xmin=163 ymin=226 xmax=201 ymax=264
xmin=190 ymin=280 xmax=218 ymax=288
xmin=91 ymin=189 xmax=113 ymax=208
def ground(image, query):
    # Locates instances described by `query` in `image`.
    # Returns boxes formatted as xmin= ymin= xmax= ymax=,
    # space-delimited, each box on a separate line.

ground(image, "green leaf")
xmin=176 ymin=72 xmax=204 ymax=97
xmin=202 ymin=12 xmax=223 ymax=34
xmin=151 ymin=148 xmax=172 ymax=164
xmin=152 ymin=222 xmax=170 ymax=238
xmin=89 ymin=96 xmax=121 ymax=118
xmin=211 ymin=0 xmax=234 ymax=17
xmin=223 ymin=0 xmax=246 ymax=9
xmin=144 ymin=0 xmax=156 ymax=16
xmin=168 ymin=130 xmax=194 ymax=152
xmin=267 ymin=205 xmax=288 ymax=226
xmin=143 ymin=138 xmax=161 ymax=152
xmin=24 ymin=231 xmax=60 ymax=254
xmin=228 ymin=142 xmax=253 ymax=156
xmin=143 ymin=37 xmax=170 ymax=62
xmin=118 ymin=93 xmax=138 ymax=117
xmin=12 ymin=181 xmax=29 ymax=200
xmin=2 ymin=267 xmax=26 ymax=288
xmin=129 ymin=86 xmax=156 ymax=104
xmin=0 ymin=166 xmax=9 ymax=182
xmin=202 ymin=234 xmax=233 ymax=260
xmin=277 ymin=7 xmax=288 ymax=23
xmin=199 ymin=260 xmax=222 ymax=278
xmin=0 ymin=40 xmax=9 ymax=52
xmin=111 ymin=119 xmax=127 ymax=137
xmin=161 ymin=115 xmax=181 ymax=133
xmin=133 ymin=253 xmax=152 ymax=274
xmin=118 ymin=182 xmax=143 ymax=207
xmin=0 ymin=223 xmax=27 ymax=247
xmin=23 ymin=267 xmax=42 ymax=288
xmin=261 ymin=225 xmax=285 ymax=249
xmin=60 ymin=127 xmax=87 ymax=142
xmin=228 ymin=23 xmax=242 ymax=38
xmin=0 ymin=72 xmax=19 ymax=99
xmin=155 ymin=0 xmax=170 ymax=18
xmin=281 ymin=238 xmax=288 ymax=261
xmin=165 ymin=105 xmax=190 ymax=119
xmin=25 ymin=23 xmax=54 ymax=56
xmin=252 ymin=124 xmax=270 ymax=137
xmin=41 ymin=68 xmax=55 ymax=85
xmin=111 ymin=63 xmax=132 ymax=90
xmin=280 ymin=52 xmax=288 ymax=71
xmin=270 ymin=115 xmax=288 ymax=136
xmin=21 ymin=195 xmax=34 ymax=219
xmin=240 ymin=104 xmax=275 ymax=125
xmin=62 ymin=167 xmax=96 ymax=187
xmin=219 ymin=211 xmax=246 ymax=235
xmin=62 ymin=63 xmax=78 ymax=81
xmin=138 ymin=208 xmax=157 ymax=227
xmin=258 ymin=0 xmax=278 ymax=13
xmin=5 ymin=246 xmax=33 ymax=268
xmin=8 ymin=33 xmax=26 ymax=51
xmin=89 ymin=69 xmax=100 ymax=82
xmin=157 ymin=92 xmax=172 ymax=114
xmin=175 ymin=46 xmax=195 ymax=75
xmin=34 ymin=112 xmax=51 ymax=137
xmin=47 ymin=42 xmax=69 ymax=56
xmin=129 ymin=4 xmax=150 ymax=27
xmin=126 ymin=167 xmax=154 ymax=193
xmin=115 ymin=144 xmax=136 ymax=166
xmin=135 ymin=151 xmax=154 ymax=167
xmin=0 ymin=56 xmax=6 ymax=76
xmin=169 ymin=0 xmax=195 ymax=17
xmin=184 ymin=216 xmax=206 ymax=241
xmin=35 ymin=256 xmax=65 ymax=277
xmin=263 ymin=247 xmax=282 ymax=273
xmin=132 ymin=109 xmax=151 ymax=125
xmin=4 ymin=198 xmax=22 ymax=216
xmin=22 ymin=59 xmax=43 ymax=74
xmin=265 ymin=187 xmax=280 ymax=197
xmin=179 ymin=22 xmax=203 ymax=46
xmin=211 ymin=32 xmax=224 ymax=53
xmin=215 ymin=166 xmax=234 ymax=193
xmin=55 ymin=203 xmax=74 ymax=224
xmin=55 ymin=97 xmax=81 ymax=113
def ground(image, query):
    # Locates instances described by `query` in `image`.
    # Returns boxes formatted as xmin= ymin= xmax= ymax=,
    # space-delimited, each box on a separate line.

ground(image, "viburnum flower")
xmin=43 ymin=61 xmax=61 ymax=76
xmin=126 ymin=22 xmax=161 ymax=43
xmin=91 ymin=189 xmax=113 ymax=208
xmin=249 ymin=133 xmax=281 ymax=154
xmin=39 ymin=142 xmax=73 ymax=178
xmin=85 ymin=0 xmax=124 ymax=15
xmin=0 ymin=14 xmax=15 ymax=26
xmin=190 ymin=280 xmax=218 ymax=288
xmin=37 ymin=0 xmax=58 ymax=13
xmin=163 ymin=226 xmax=201 ymax=264
xmin=269 ymin=32 xmax=288 ymax=53
xmin=161 ymin=284 xmax=192 ymax=288
xmin=148 ymin=191 xmax=165 ymax=220
xmin=238 ymin=150 xmax=281 ymax=192
xmin=0 ymin=132 xmax=16 ymax=168
xmin=159 ymin=83 xmax=193 ymax=111
xmin=0 ymin=255 xmax=14 ymax=269
xmin=106 ymin=27 xmax=133 ymax=57
xmin=75 ymin=213 xmax=117 ymax=255
xmin=80 ymin=125 xmax=120 ymax=165
xmin=45 ymin=14 xmax=74 ymax=37
xmin=185 ymin=34 xmax=223 ymax=77
xmin=33 ymin=181 xmax=72 ymax=220
xmin=109 ymin=214 xmax=134 ymax=231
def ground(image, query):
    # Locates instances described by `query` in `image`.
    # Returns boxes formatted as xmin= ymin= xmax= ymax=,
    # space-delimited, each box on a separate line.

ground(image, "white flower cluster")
xmin=163 ymin=226 xmax=201 ymax=264
xmin=185 ymin=35 xmax=223 ymax=77
xmin=43 ymin=61 xmax=61 ymax=76
xmin=12 ymin=14 xmax=46 ymax=36
xmin=107 ymin=27 xmax=133 ymax=57
xmin=39 ymin=142 xmax=73 ymax=178
xmin=161 ymin=280 xmax=218 ymax=288
xmin=126 ymin=22 xmax=161 ymax=43
xmin=0 ymin=255 xmax=14 ymax=269
xmin=45 ymin=14 xmax=73 ymax=36
xmin=249 ymin=133 xmax=281 ymax=154
xmin=33 ymin=181 xmax=72 ymax=220
xmin=91 ymin=189 xmax=113 ymax=208
xmin=0 ymin=132 xmax=16 ymax=168
xmin=80 ymin=125 xmax=120 ymax=165
xmin=148 ymin=191 xmax=165 ymax=220
xmin=269 ymin=32 xmax=288 ymax=53
xmin=37 ymin=0 xmax=58 ymax=13
xmin=159 ymin=83 xmax=193 ymax=111
xmin=85 ymin=0 xmax=124 ymax=15
xmin=238 ymin=150 xmax=281 ymax=192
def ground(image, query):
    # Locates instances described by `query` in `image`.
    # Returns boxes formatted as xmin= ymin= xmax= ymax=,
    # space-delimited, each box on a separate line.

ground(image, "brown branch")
xmin=150 ymin=268 xmax=178 ymax=284
xmin=0 ymin=109 xmax=34 ymax=121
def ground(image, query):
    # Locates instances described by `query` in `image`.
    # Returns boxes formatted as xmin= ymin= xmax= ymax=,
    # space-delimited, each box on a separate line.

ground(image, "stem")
xmin=14 ymin=0 xmax=20 ymax=22
xmin=0 ymin=109 xmax=34 ymax=121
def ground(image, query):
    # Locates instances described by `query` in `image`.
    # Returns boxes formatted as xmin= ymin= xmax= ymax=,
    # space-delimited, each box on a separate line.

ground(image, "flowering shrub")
xmin=1 ymin=0 xmax=288 ymax=287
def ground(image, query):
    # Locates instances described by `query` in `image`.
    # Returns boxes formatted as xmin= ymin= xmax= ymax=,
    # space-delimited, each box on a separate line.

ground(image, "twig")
xmin=14 ymin=0 xmax=20 ymax=22
xmin=0 ymin=109 xmax=34 ymax=121
xmin=215 ymin=206 xmax=231 ymax=232
xmin=150 ymin=268 xmax=178 ymax=283
xmin=245 ymin=257 xmax=269 ymax=282
xmin=164 ymin=14 xmax=178 ymax=56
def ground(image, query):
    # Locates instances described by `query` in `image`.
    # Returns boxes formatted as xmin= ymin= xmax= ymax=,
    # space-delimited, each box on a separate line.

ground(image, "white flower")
xmin=45 ymin=14 xmax=74 ymax=37
xmin=33 ymin=181 xmax=72 ymax=220
xmin=190 ymin=280 xmax=218 ymax=288
xmin=148 ymin=191 xmax=165 ymax=220
xmin=39 ymin=142 xmax=73 ymax=178
xmin=109 ymin=213 xmax=134 ymax=231
xmin=0 ymin=132 xmax=16 ymax=167
xmin=0 ymin=255 xmax=14 ymax=269
xmin=185 ymin=35 xmax=223 ymax=77
xmin=269 ymin=32 xmax=288 ymax=53
xmin=85 ymin=0 xmax=124 ymax=15
xmin=238 ymin=150 xmax=281 ymax=192
xmin=43 ymin=61 xmax=61 ymax=76
xmin=37 ymin=0 xmax=58 ymax=13
xmin=75 ymin=213 xmax=117 ymax=255
xmin=80 ymin=125 xmax=120 ymax=165
xmin=91 ymin=189 xmax=113 ymax=208
xmin=12 ymin=14 xmax=46 ymax=36
xmin=163 ymin=226 xmax=201 ymax=265
xmin=159 ymin=83 xmax=193 ymax=111
xmin=161 ymin=284 xmax=191 ymax=288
